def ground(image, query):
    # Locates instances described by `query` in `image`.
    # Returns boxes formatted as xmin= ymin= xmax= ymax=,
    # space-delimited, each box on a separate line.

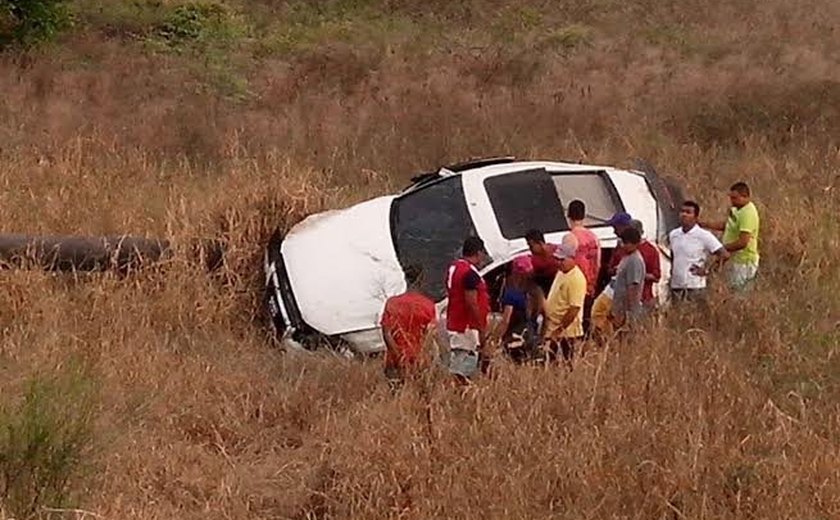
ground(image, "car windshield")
xmin=391 ymin=176 xmax=478 ymax=300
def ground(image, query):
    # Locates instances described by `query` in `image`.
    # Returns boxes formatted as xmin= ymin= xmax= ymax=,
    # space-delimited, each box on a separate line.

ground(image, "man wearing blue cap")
xmin=606 ymin=213 xmax=660 ymax=308
xmin=606 ymin=211 xmax=634 ymax=230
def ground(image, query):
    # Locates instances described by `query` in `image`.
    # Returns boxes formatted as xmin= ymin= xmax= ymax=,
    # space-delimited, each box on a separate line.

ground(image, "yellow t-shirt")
xmin=544 ymin=266 xmax=587 ymax=339
xmin=722 ymin=201 xmax=760 ymax=265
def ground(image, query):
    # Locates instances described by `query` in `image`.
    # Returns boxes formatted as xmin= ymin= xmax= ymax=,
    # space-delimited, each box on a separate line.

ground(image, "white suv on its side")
xmin=263 ymin=157 xmax=684 ymax=354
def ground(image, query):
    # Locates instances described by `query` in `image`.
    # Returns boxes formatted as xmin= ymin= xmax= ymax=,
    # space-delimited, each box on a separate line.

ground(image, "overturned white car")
xmin=263 ymin=157 xmax=684 ymax=354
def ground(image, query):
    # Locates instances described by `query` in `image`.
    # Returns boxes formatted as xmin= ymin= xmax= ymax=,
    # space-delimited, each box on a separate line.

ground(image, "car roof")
xmin=402 ymin=159 xmax=638 ymax=195
xmin=446 ymin=159 xmax=622 ymax=178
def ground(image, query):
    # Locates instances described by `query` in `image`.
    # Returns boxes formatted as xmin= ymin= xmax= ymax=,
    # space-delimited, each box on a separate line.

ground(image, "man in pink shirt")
xmin=561 ymin=200 xmax=602 ymax=335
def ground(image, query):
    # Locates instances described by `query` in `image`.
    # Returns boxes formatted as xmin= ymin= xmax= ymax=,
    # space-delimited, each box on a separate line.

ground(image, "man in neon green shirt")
xmin=701 ymin=182 xmax=760 ymax=291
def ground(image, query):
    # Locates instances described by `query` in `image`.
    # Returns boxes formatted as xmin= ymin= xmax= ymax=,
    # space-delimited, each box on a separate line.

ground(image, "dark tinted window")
xmin=484 ymin=169 xmax=568 ymax=239
xmin=392 ymin=177 xmax=477 ymax=300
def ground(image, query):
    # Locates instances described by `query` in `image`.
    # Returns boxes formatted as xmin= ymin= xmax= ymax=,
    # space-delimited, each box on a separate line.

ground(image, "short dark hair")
xmin=682 ymin=200 xmax=701 ymax=216
xmin=462 ymin=236 xmax=486 ymax=257
xmin=404 ymin=263 xmax=424 ymax=286
xmin=567 ymin=199 xmax=586 ymax=221
xmin=619 ymin=227 xmax=641 ymax=245
xmin=524 ymin=229 xmax=545 ymax=244
xmin=730 ymin=182 xmax=750 ymax=196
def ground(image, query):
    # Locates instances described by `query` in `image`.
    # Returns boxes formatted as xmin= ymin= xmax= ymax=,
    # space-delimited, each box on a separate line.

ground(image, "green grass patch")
xmin=638 ymin=23 xmax=732 ymax=63
xmin=152 ymin=1 xmax=250 ymax=52
xmin=70 ymin=0 xmax=169 ymax=38
xmin=0 ymin=0 xmax=74 ymax=48
xmin=539 ymin=24 xmax=594 ymax=55
xmin=0 ymin=360 xmax=98 ymax=518
xmin=251 ymin=0 xmax=422 ymax=58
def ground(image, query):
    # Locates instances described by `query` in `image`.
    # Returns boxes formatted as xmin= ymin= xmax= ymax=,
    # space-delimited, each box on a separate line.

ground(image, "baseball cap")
xmin=512 ymin=255 xmax=533 ymax=274
xmin=552 ymin=242 xmax=577 ymax=260
xmin=605 ymin=212 xmax=633 ymax=227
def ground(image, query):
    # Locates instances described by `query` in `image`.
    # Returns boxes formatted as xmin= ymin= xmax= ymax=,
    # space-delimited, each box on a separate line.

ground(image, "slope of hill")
xmin=1 ymin=1 xmax=839 ymax=518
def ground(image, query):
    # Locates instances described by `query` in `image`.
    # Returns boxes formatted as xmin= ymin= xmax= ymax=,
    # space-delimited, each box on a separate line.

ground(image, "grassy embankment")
xmin=1 ymin=0 xmax=839 ymax=518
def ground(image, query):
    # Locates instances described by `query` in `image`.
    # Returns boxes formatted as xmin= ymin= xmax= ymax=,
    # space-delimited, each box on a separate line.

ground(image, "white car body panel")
xmin=606 ymin=169 xmax=673 ymax=299
xmin=280 ymin=195 xmax=406 ymax=335
xmin=270 ymin=160 xmax=677 ymax=355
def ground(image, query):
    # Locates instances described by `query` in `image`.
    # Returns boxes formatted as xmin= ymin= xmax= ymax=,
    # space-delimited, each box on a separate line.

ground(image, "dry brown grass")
xmin=1 ymin=0 xmax=839 ymax=518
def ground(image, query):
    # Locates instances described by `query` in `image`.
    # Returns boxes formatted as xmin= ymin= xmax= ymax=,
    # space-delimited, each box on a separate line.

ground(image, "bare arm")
xmin=713 ymin=247 xmax=730 ymax=262
xmin=699 ymin=219 xmax=726 ymax=231
xmin=465 ymin=289 xmax=488 ymax=348
xmin=595 ymin=247 xmax=602 ymax=278
xmin=493 ymin=305 xmax=514 ymax=340
xmin=645 ymin=251 xmax=661 ymax=283
xmin=382 ymin=324 xmax=400 ymax=360
xmin=725 ymin=231 xmax=752 ymax=253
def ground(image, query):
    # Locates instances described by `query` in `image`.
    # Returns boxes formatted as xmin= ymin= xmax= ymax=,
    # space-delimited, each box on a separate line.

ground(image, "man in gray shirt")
xmin=611 ymin=226 xmax=646 ymax=329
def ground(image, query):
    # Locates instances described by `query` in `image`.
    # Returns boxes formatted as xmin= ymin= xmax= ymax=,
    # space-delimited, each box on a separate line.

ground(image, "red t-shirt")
xmin=610 ymin=240 xmax=661 ymax=302
xmin=531 ymin=244 xmax=560 ymax=295
xmin=380 ymin=292 xmax=437 ymax=369
xmin=446 ymin=259 xmax=490 ymax=333
xmin=570 ymin=227 xmax=601 ymax=296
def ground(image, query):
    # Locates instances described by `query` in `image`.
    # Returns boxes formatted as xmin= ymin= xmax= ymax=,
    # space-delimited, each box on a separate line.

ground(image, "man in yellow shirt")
xmin=701 ymin=181 xmax=760 ymax=291
xmin=541 ymin=242 xmax=587 ymax=368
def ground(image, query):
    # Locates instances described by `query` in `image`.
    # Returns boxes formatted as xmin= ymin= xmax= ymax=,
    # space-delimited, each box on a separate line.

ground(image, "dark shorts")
xmin=670 ymin=288 xmax=707 ymax=303
xmin=384 ymin=365 xmax=404 ymax=391
xmin=502 ymin=322 xmax=540 ymax=363
xmin=582 ymin=294 xmax=596 ymax=336
xmin=545 ymin=337 xmax=582 ymax=362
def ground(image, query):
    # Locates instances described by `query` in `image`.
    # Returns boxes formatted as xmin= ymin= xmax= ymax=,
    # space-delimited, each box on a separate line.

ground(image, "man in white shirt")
xmin=668 ymin=200 xmax=730 ymax=303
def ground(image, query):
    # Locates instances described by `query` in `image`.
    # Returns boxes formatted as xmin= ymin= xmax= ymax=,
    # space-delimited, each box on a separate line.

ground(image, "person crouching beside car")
xmin=380 ymin=264 xmax=438 ymax=391
xmin=445 ymin=236 xmax=492 ymax=384
xmin=525 ymin=228 xmax=560 ymax=299
xmin=491 ymin=255 xmax=539 ymax=364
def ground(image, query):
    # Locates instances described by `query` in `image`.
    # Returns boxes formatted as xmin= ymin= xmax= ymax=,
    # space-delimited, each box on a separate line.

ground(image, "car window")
xmin=392 ymin=176 xmax=477 ymax=301
xmin=483 ymin=168 xmax=568 ymax=239
xmin=552 ymin=172 xmax=622 ymax=226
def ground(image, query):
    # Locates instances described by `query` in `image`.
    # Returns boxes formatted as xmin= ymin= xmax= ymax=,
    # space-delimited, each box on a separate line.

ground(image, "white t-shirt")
xmin=668 ymin=225 xmax=724 ymax=289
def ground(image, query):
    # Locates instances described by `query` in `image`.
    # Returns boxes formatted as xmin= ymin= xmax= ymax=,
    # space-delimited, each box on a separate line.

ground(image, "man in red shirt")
xmin=607 ymin=213 xmax=661 ymax=307
xmin=525 ymin=229 xmax=560 ymax=297
xmin=445 ymin=236 xmax=491 ymax=383
xmin=380 ymin=264 xmax=438 ymax=390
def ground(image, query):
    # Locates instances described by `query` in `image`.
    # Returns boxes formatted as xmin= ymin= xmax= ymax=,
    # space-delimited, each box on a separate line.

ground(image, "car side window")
xmin=483 ymin=168 xmax=568 ymax=239
xmin=551 ymin=172 xmax=623 ymax=227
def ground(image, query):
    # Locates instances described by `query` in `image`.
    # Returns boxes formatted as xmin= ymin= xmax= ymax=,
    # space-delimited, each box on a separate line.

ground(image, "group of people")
xmin=379 ymin=181 xmax=761 ymax=387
